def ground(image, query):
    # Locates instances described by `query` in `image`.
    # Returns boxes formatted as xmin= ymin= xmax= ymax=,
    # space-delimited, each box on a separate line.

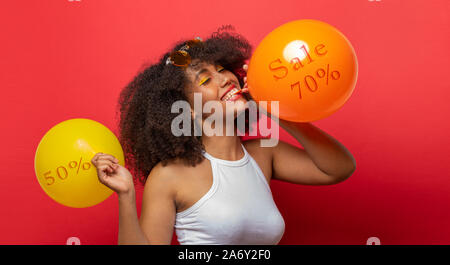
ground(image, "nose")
xmin=220 ymin=74 xmax=231 ymax=88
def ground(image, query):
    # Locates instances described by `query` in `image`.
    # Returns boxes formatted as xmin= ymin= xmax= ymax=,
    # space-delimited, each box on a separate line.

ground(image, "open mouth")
xmin=221 ymin=86 xmax=242 ymax=101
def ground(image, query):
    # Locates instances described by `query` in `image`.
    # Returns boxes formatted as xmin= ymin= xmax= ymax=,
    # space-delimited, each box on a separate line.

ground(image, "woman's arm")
xmin=118 ymin=166 xmax=176 ymax=245
xmin=118 ymin=164 xmax=177 ymax=245
xmin=282 ymin=120 xmax=356 ymax=177
xmin=270 ymin=120 xmax=356 ymax=185
xmin=138 ymin=163 xmax=177 ymax=245
xmin=118 ymin=191 xmax=150 ymax=245
xmin=91 ymin=152 xmax=174 ymax=245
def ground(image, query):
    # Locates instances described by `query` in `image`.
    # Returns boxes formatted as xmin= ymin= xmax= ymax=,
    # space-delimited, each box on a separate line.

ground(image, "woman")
xmin=91 ymin=26 xmax=356 ymax=245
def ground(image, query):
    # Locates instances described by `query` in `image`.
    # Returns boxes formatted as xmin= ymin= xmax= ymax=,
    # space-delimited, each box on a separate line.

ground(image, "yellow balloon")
xmin=34 ymin=118 xmax=124 ymax=208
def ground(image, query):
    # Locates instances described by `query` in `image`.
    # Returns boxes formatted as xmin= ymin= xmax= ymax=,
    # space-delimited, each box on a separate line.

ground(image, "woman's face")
xmin=185 ymin=60 xmax=248 ymax=121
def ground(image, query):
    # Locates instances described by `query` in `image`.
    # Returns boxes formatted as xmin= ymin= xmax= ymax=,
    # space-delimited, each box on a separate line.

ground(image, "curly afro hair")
xmin=115 ymin=25 xmax=255 ymax=186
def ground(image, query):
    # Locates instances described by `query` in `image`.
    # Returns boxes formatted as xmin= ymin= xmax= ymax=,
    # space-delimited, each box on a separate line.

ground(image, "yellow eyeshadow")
xmin=198 ymin=66 xmax=224 ymax=85
xmin=199 ymin=77 xmax=209 ymax=85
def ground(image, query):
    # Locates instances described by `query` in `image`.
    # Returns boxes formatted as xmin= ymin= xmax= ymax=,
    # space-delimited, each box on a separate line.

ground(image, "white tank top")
xmin=174 ymin=143 xmax=285 ymax=245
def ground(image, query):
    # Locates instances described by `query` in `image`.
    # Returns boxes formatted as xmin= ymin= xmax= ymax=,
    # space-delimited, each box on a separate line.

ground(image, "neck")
xmin=201 ymin=134 xmax=244 ymax=161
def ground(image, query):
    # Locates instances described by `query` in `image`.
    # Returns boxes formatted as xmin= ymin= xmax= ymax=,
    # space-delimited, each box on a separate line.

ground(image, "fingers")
xmin=95 ymin=163 xmax=119 ymax=186
xmin=95 ymin=161 xmax=116 ymax=173
xmin=237 ymin=88 xmax=249 ymax=95
xmin=91 ymin=152 xmax=119 ymax=165
xmin=96 ymin=165 xmax=111 ymax=185
xmin=242 ymin=65 xmax=249 ymax=92
xmin=91 ymin=152 xmax=120 ymax=177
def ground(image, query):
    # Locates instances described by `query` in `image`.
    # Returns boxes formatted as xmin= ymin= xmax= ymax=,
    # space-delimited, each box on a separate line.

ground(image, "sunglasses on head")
xmin=165 ymin=37 xmax=203 ymax=67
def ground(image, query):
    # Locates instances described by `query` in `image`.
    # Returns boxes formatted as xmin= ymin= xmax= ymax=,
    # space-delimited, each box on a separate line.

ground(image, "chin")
xmin=222 ymin=96 xmax=248 ymax=117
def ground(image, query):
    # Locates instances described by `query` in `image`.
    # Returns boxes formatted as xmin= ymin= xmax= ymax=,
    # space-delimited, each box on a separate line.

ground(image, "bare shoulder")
xmin=146 ymin=158 xmax=206 ymax=199
xmin=242 ymin=138 xmax=274 ymax=160
xmin=147 ymin=158 xmax=196 ymax=187
xmin=147 ymin=157 xmax=210 ymax=213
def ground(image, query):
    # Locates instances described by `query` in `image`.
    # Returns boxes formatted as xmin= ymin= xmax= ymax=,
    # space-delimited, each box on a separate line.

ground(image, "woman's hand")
xmin=91 ymin=152 xmax=135 ymax=195
xmin=241 ymin=64 xmax=250 ymax=93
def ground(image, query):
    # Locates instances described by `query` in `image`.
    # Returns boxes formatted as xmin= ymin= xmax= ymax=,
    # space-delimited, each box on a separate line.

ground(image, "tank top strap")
xmin=202 ymin=143 xmax=249 ymax=167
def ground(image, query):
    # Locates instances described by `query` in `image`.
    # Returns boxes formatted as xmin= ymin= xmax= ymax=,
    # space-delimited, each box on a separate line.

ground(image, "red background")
xmin=1 ymin=0 xmax=449 ymax=244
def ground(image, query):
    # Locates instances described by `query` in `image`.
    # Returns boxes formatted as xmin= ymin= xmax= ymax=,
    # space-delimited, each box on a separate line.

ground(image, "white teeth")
xmin=223 ymin=88 xmax=240 ymax=101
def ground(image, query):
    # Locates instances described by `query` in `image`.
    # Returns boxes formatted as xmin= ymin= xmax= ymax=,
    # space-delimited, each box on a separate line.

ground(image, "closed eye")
xmin=199 ymin=77 xmax=210 ymax=86
xmin=198 ymin=65 xmax=226 ymax=86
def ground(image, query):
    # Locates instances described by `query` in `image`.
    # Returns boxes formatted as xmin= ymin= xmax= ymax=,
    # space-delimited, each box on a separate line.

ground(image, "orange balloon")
xmin=247 ymin=19 xmax=358 ymax=122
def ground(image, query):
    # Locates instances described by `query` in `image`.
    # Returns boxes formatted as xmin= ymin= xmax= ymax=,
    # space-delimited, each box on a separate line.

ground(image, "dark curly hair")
xmin=115 ymin=25 xmax=255 ymax=186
